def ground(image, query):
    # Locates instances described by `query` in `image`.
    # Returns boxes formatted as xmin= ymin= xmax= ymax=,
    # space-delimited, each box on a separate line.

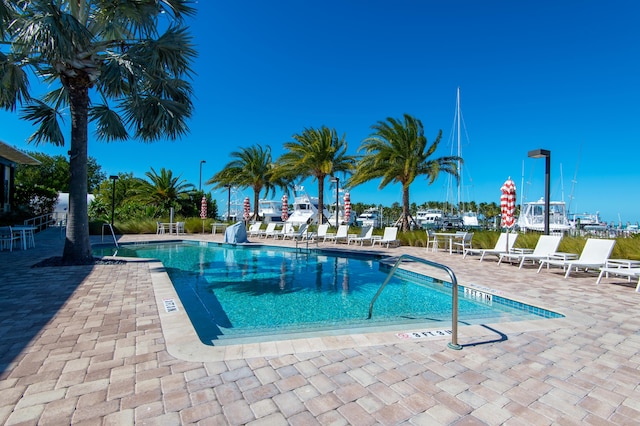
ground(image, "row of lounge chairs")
xmin=246 ymin=223 xmax=400 ymax=247
xmin=460 ymin=232 xmax=637 ymax=291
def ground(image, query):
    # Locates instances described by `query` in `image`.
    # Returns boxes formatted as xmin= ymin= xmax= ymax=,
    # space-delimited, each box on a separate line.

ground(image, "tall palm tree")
xmin=274 ymin=126 xmax=356 ymax=224
xmin=134 ymin=167 xmax=194 ymax=217
xmin=207 ymin=145 xmax=286 ymax=220
xmin=348 ymin=114 xmax=461 ymax=232
xmin=0 ymin=1 xmax=195 ymax=264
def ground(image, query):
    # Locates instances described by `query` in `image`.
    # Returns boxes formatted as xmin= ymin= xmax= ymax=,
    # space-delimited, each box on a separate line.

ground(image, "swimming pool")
xmin=94 ymin=241 xmax=563 ymax=345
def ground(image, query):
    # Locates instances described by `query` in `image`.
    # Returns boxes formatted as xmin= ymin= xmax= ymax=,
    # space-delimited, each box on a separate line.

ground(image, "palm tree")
xmin=0 ymin=1 xmax=195 ymax=263
xmin=274 ymin=126 xmax=356 ymax=224
xmin=206 ymin=145 xmax=287 ymax=220
xmin=134 ymin=168 xmax=194 ymax=217
xmin=348 ymin=114 xmax=461 ymax=232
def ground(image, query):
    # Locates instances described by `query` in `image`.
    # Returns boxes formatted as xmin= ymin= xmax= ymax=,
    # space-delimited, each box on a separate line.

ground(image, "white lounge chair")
xmin=324 ymin=225 xmax=349 ymax=244
xmin=537 ymin=238 xmax=615 ymax=279
xmin=463 ymin=232 xmax=518 ymax=262
xmin=597 ymin=267 xmax=640 ymax=292
xmin=282 ymin=223 xmax=308 ymax=240
xmin=273 ymin=223 xmax=294 ymax=239
xmin=307 ymin=224 xmax=329 ymax=242
xmin=372 ymin=227 xmax=399 ymax=248
xmin=247 ymin=223 xmax=262 ymax=237
xmin=498 ymin=235 xmax=562 ymax=269
xmin=348 ymin=226 xmax=374 ymax=245
xmin=260 ymin=222 xmax=277 ymax=238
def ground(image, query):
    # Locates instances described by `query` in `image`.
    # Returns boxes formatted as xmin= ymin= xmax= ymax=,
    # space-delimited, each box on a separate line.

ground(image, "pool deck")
xmin=1 ymin=228 xmax=639 ymax=425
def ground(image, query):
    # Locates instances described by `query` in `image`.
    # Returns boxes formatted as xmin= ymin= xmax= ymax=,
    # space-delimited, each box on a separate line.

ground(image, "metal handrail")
xmin=368 ymin=254 xmax=462 ymax=350
xmin=101 ymin=223 xmax=119 ymax=248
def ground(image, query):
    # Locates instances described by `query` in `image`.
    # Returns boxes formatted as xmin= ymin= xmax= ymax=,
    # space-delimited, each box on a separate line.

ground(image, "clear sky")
xmin=1 ymin=0 xmax=639 ymax=224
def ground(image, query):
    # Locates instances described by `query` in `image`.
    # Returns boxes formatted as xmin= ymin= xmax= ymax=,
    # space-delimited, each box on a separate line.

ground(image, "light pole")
xmin=528 ymin=149 xmax=551 ymax=235
xmin=199 ymin=160 xmax=206 ymax=191
xmin=109 ymin=175 xmax=119 ymax=226
xmin=224 ymin=184 xmax=231 ymax=221
xmin=330 ymin=177 xmax=339 ymax=226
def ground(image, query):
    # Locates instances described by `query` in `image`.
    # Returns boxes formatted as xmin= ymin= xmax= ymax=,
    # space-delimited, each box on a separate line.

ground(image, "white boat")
xmin=355 ymin=208 xmax=381 ymax=228
xmin=461 ymin=211 xmax=480 ymax=227
xmin=286 ymin=188 xmax=331 ymax=225
xmin=258 ymin=199 xmax=283 ymax=223
xmin=517 ymin=198 xmax=573 ymax=233
xmin=568 ymin=212 xmax=603 ymax=229
xmin=416 ymin=209 xmax=443 ymax=228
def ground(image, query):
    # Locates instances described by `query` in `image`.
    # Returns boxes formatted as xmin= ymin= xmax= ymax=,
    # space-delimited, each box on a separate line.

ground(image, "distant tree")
xmin=207 ymin=145 xmax=288 ymax=220
xmin=134 ymin=168 xmax=194 ymax=217
xmin=274 ymin=126 xmax=356 ymax=224
xmin=16 ymin=152 xmax=105 ymax=193
xmin=348 ymin=114 xmax=460 ymax=231
xmin=0 ymin=1 xmax=196 ymax=263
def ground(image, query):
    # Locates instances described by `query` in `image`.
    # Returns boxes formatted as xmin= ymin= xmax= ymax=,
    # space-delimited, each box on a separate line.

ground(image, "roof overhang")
xmin=0 ymin=140 xmax=41 ymax=165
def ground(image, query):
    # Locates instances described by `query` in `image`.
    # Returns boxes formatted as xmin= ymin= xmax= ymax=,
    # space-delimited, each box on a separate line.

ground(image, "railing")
xmin=23 ymin=213 xmax=57 ymax=231
xmin=368 ymin=254 xmax=462 ymax=350
xmin=101 ymin=223 xmax=119 ymax=248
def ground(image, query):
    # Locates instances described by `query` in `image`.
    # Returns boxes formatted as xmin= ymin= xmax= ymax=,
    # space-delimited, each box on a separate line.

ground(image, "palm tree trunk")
xmin=317 ymin=177 xmax=325 ymax=224
xmin=253 ymin=187 xmax=260 ymax=221
xmin=402 ymin=185 xmax=410 ymax=232
xmin=62 ymin=76 xmax=93 ymax=263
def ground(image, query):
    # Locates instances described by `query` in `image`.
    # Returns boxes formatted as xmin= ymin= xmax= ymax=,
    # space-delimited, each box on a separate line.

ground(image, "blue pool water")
xmin=94 ymin=241 xmax=563 ymax=345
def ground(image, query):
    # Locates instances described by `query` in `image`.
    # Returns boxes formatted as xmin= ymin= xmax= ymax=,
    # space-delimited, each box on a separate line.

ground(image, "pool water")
xmin=94 ymin=242 xmax=563 ymax=345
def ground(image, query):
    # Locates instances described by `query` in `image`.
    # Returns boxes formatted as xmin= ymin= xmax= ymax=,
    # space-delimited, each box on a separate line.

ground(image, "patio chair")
xmin=175 ymin=222 xmax=185 ymax=235
xmin=260 ymin=222 xmax=277 ymax=238
xmin=425 ymin=229 xmax=439 ymax=252
xmin=372 ymin=227 xmax=399 ymax=248
xmin=156 ymin=222 xmax=166 ymax=234
xmin=596 ymin=267 xmax=640 ymax=292
xmin=498 ymin=235 xmax=562 ymax=269
xmin=537 ymin=238 xmax=615 ymax=279
xmin=0 ymin=226 xmax=17 ymax=252
xmin=324 ymin=225 xmax=349 ymax=244
xmin=463 ymin=232 xmax=518 ymax=261
xmin=452 ymin=232 xmax=474 ymax=254
xmin=247 ymin=223 xmax=262 ymax=237
xmin=348 ymin=226 xmax=374 ymax=246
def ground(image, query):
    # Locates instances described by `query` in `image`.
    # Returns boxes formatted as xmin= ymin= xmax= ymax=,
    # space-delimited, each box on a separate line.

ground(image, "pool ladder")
xmin=368 ymin=254 xmax=462 ymax=350
xmin=101 ymin=223 xmax=119 ymax=249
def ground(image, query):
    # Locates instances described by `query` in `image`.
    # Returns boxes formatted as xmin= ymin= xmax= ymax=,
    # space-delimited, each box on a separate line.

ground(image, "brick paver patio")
xmin=1 ymin=227 xmax=639 ymax=425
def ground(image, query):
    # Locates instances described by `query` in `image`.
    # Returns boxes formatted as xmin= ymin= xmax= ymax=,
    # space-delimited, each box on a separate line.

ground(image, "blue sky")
xmin=1 ymin=0 xmax=639 ymax=224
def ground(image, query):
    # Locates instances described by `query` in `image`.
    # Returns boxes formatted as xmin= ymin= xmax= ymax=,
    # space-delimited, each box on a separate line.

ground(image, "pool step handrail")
xmin=368 ymin=254 xmax=462 ymax=350
xmin=101 ymin=223 xmax=119 ymax=248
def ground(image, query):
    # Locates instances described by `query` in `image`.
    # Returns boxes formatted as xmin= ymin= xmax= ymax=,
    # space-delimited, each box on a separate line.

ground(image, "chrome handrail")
xmin=101 ymin=223 xmax=119 ymax=248
xmin=368 ymin=254 xmax=462 ymax=350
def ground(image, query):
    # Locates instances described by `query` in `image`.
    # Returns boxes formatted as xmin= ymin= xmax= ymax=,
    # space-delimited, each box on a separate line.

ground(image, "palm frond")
xmin=89 ymin=104 xmax=129 ymax=142
xmin=0 ymin=52 xmax=31 ymax=111
xmin=21 ymin=99 xmax=65 ymax=146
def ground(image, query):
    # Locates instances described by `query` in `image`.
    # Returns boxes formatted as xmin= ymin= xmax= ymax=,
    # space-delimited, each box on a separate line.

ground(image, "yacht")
xmin=355 ymin=208 xmax=381 ymax=228
xmin=415 ymin=209 xmax=443 ymax=228
xmin=286 ymin=188 xmax=331 ymax=225
xmin=517 ymin=198 xmax=573 ymax=233
xmin=257 ymin=199 xmax=283 ymax=223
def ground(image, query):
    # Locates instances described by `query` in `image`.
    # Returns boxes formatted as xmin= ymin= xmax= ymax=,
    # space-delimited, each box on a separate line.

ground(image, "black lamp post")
xmin=109 ymin=175 xmax=119 ymax=226
xmin=224 ymin=184 xmax=231 ymax=221
xmin=330 ymin=177 xmax=339 ymax=226
xmin=528 ymin=149 xmax=551 ymax=235
xmin=199 ymin=160 xmax=206 ymax=191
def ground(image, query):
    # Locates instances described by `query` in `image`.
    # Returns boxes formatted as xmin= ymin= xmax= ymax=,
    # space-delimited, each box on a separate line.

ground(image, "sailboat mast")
xmin=456 ymin=87 xmax=461 ymax=213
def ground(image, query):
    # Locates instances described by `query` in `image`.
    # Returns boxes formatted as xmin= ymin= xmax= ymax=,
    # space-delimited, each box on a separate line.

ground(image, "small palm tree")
xmin=0 ymin=1 xmax=195 ymax=263
xmin=207 ymin=145 xmax=288 ymax=220
xmin=348 ymin=114 xmax=460 ymax=231
xmin=135 ymin=168 xmax=194 ymax=217
xmin=274 ymin=126 xmax=356 ymax=224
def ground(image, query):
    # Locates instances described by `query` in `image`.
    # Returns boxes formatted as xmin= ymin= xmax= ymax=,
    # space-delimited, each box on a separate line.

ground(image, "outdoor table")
xmin=433 ymin=232 xmax=465 ymax=254
xmin=12 ymin=225 xmax=36 ymax=250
